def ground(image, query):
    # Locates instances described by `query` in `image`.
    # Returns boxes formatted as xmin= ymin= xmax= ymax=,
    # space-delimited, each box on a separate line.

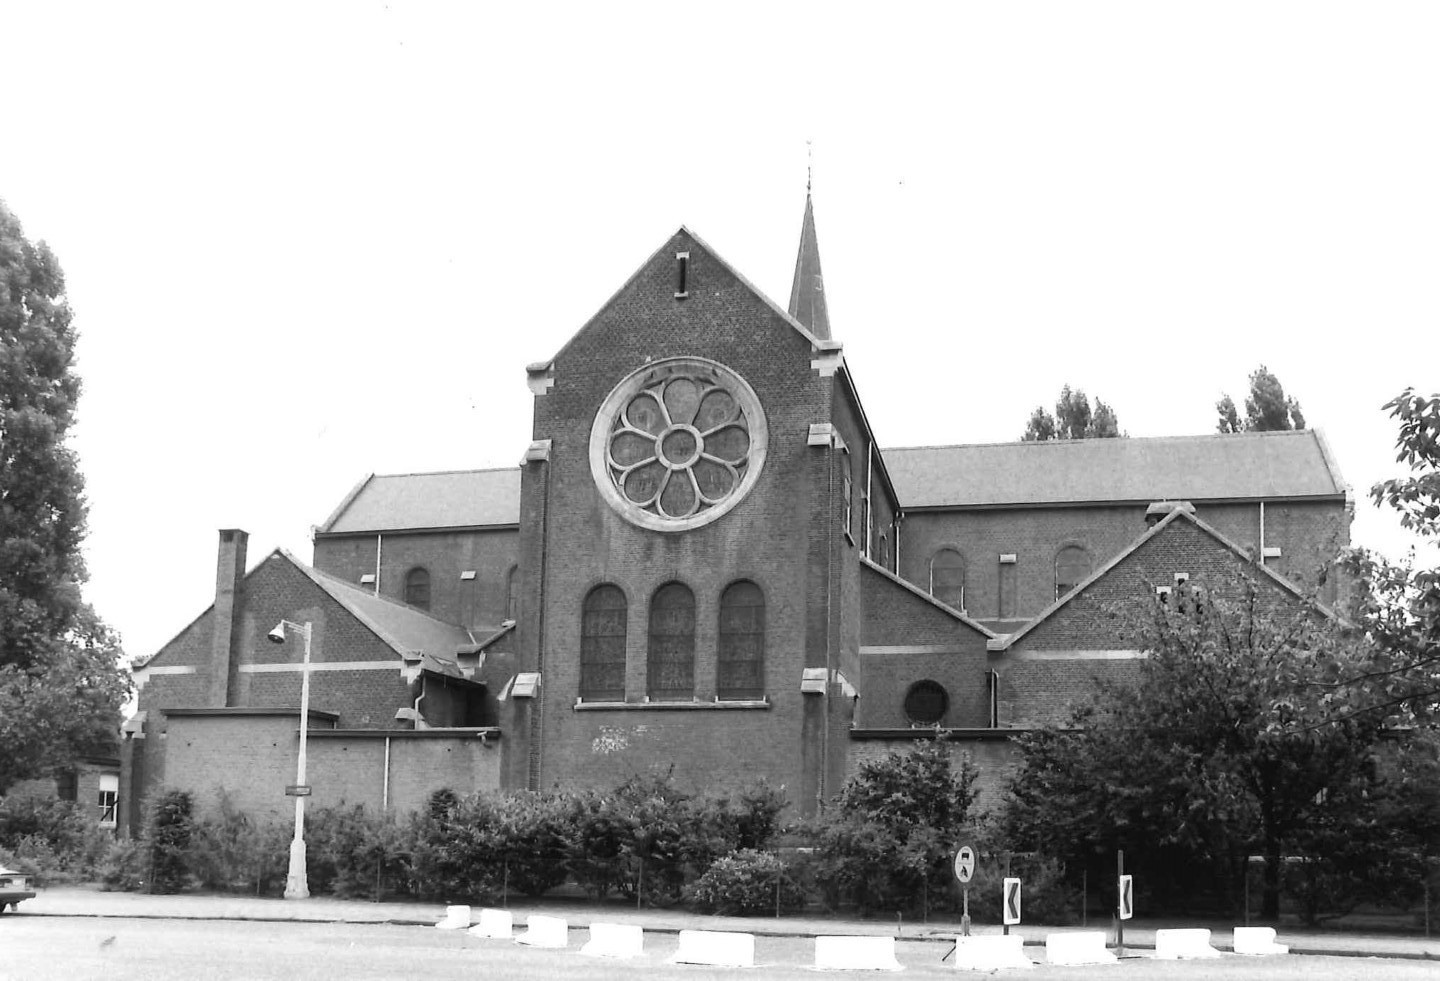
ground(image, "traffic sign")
xmin=953 ymin=846 xmax=975 ymax=884
xmin=1003 ymin=877 xmax=1022 ymax=925
xmin=1118 ymin=874 xmax=1133 ymax=920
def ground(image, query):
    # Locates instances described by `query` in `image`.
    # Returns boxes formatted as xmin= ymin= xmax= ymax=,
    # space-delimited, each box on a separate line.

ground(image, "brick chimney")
xmin=209 ymin=529 xmax=249 ymax=706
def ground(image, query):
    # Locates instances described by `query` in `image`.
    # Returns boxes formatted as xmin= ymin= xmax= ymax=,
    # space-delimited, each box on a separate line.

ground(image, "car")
xmin=0 ymin=868 xmax=36 ymax=913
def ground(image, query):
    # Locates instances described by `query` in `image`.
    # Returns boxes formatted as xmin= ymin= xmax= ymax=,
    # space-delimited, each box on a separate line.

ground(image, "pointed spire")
xmin=787 ymin=192 xmax=832 ymax=340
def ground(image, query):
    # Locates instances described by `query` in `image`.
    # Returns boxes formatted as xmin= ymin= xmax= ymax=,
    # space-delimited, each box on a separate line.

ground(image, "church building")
xmin=121 ymin=198 xmax=1352 ymax=834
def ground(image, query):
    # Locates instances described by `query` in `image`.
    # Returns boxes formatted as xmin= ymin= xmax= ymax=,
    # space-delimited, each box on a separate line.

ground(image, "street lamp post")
xmin=269 ymin=618 xmax=313 ymax=900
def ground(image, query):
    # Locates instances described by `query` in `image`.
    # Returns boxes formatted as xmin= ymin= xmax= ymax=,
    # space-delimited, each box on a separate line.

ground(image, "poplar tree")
xmin=1216 ymin=365 xmax=1307 ymax=433
xmin=0 ymin=199 xmax=130 ymax=792
xmin=1022 ymin=385 xmax=1122 ymax=441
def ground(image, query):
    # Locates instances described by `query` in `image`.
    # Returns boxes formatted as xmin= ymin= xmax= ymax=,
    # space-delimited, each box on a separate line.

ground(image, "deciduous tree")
xmin=1022 ymin=385 xmax=1122 ymax=441
xmin=0 ymin=199 xmax=131 ymax=792
xmin=1216 ymin=365 xmax=1306 ymax=433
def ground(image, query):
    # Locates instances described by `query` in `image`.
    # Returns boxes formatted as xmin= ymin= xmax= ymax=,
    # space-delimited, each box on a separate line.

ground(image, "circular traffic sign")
xmin=954 ymin=845 xmax=975 ymax=883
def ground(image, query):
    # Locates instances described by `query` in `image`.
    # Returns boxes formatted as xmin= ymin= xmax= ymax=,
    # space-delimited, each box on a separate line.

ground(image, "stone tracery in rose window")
xmin=604 ymin=370 xmax=753 ymax=521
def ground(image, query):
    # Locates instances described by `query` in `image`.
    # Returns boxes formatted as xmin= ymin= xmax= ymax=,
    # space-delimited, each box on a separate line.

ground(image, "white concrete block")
xmin=672 ymin=929 xmax=755 ymax=968
xmin=1232 ymin=927 xmax=1289 ymax=955
xmin=467 ymin=908 xmax=512 ymax=939
xmin=581 ymin=922 xmax=644 ymax=959
xmin=814 ymin=935 xmax=903 ymax=971
xmin=950 ymin=935 xmax=1033 ymax=971
xmin=1155 ymin=928 xmax=1221 ymax=959
xmin=434 ymin=904 xmax=471 ymax=930
xmin=1045 ymin=931 xmax=1117 ymax=966
xmin=514 ymin=914 xmax=568 ymax=948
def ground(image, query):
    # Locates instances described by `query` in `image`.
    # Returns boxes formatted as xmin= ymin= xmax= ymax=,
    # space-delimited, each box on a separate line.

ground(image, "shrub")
xmin=97 ymin=839 xmax=146 ymax=892
xmin=689 ymin=849 xmax=806 ymax=915
xmin=494 ymin=792 xmax=570 ymax=898
xmin=564 ymin=790 xmax=631 ymax=901
xmin=408 ymin=790 xmax=503 ymax=902
xmin=810 ymin=741 xmax=979 ymax=915
xmin=188 ymin=794 xmax=289 ymax=895
xmin=143 ymin=789 xmax=195 ymax=894
xmin=308 ymin=804 xmax=411 ymax=901
xmin=0 ymin=796 xmax=108 ymax=880
xmin=967 ymin=853 xmax=1080 ymax=926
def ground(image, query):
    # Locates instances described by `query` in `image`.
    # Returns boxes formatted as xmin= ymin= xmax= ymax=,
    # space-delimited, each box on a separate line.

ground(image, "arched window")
xmin=648 ymin=582 xmax=695 ymax=700
xmin=505 ymin=565 xmax=519 ymax=622
xmin=841 ymin=452 xmax=853 ymax=538
xmin=718 ymin=581 xmax=764 ymax=700
xmin=930 ymin=548 xmax=966 ymax=611
xmin=404 ymin=567 xmax=431 ymax=610
xmin=1055 ymin=545 xmax=1092 ymax=600
xmin=580 ymin=584 xmax=627 ymax=701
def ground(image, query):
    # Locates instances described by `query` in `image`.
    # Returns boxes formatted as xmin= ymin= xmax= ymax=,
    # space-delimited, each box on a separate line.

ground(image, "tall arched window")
xmin=404 ymin=567 xmax=431 ymax=610
xmin=718 ymin=580 xmax=764 ymax=700
xmin=648 ymin=582 xmax=695 ymax=700
xmin=580 ymin=584 xmax=627 ymax=701
xmin=1055 ymin=545 xmax=1092 ymax=600
xmin=930 ymin=548 xmax=966 ymax=611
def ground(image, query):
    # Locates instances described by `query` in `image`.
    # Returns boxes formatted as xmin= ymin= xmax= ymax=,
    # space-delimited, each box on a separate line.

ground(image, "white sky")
xmin=2 ymin=2 xmax=1436 ymax=661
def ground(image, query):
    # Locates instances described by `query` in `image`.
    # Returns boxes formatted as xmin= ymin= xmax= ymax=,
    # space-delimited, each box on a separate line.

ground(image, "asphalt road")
xmin=0 ymin=917 xmax=1434 ymax=980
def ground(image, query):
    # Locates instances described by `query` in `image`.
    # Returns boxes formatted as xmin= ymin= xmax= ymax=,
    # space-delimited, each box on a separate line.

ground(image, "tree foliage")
xmin=1022 ymin=385 xmax=1122 ymax=441
xmin=1216 ymin=365 xmax=1306 ymax=433
xmin=0 ymin=200 xmax=130 ymax=792
xmin=810 ymin=740 xmax=979 ymax=914
xmin=1003 ymin=581 xmax=1391 ymax=922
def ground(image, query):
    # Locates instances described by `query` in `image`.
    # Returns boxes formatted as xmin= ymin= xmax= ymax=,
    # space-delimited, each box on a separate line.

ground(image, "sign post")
xmin=1115 ymin=850 xmax=1126 ymax=957
xmin=1002 ymin=877 xmax=1022 ymax=933
xmin=953 ymin=845 xmax=975 ymax=937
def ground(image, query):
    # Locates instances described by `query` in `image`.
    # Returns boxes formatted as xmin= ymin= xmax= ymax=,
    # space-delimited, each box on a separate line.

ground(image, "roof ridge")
xmin=370 ymin=466 xmax=521 ymax=479
xmin=883 ymin=430 xmax=1314 ymax=453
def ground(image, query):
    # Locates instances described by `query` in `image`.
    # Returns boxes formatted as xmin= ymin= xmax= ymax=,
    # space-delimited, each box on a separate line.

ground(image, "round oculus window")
xmin=904 ymin=680 xmax=949 ymax=726
xmin=589 ymin=357 xmax=768 ymax=532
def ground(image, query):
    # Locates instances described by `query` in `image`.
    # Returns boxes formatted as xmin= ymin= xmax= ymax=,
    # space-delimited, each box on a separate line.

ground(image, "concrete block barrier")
xmin=581 ymin=922 xmax=645 ymax=959
xmin=434 ymin=904 xmax=471 ymax=930
xmin=950 ymin=935 xmax=1033 ymax=971
xmin=1232 ymin=927 xmax=1289 ymax=955
xmin=514 ymin=914 xmax=568 ymax=948
xmin=672 ymin=929 xmax=755 ymax=968
xmin=1155 ymin=928 xmax=1221 ymax=959
xmin=814 ymin=935 xmax=902 ymax=971
xmin=467 ymin=908 xmax=512 ymax=939
xmin=1045 ymin=931 xmax=1117 ymax=966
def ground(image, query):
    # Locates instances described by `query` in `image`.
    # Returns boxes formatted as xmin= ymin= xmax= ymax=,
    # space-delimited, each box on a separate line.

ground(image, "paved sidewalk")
xmin=14 ymin=886 xmax=1439 ymax=961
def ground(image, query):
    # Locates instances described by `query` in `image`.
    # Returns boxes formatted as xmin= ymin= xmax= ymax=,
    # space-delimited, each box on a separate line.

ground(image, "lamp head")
xmin=267 ymin=623 xmax=288 ymax=645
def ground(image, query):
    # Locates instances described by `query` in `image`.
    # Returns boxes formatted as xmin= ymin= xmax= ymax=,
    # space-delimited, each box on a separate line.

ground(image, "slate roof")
xmin=883 ymin=430 xmax=1349 ymax=509
xmin=318 ymin=468 xmax=521 ymax=534
xmin=285 ymin=550 xmax=483 ymax=663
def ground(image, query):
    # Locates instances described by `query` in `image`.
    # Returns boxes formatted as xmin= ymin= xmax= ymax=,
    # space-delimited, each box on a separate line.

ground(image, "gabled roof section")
xmin=884 ymin=430 xmax=1349 ymax=509
xmin=990 ymin=507 xmax=1335 ymax=652
xmin=280 ymin=549 xmax=477 ymax=662
xmin=533 ymin=225 xmax=837 ymax=374
xmin=860 ymin=555 xmax=997 ymax=639
xmin=317 ymin=468 xmax=521 ymax=534
xmin=787 ymin=194 xmax=831 ymax=340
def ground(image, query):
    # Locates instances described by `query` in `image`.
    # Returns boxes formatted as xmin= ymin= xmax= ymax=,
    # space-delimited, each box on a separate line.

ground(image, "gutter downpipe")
xmin=382 ymin=736 xmax=391 ymax=811
xmin=374 ymin=534 xmax=383 ymax=596
xmin=1259 ymin=501 xmax=1266 ymax=559
xmin=821 ymin=431 xmax=835 ymax=815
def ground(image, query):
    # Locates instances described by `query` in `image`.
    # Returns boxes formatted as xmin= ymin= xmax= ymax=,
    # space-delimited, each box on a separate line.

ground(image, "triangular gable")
xmin=860 ymin=555 xmax=997 ymax=642
xmin=992 ymin=507 xmax=1336 ymax=652
xmin=531 ymin=226 xmax=835 ymax=377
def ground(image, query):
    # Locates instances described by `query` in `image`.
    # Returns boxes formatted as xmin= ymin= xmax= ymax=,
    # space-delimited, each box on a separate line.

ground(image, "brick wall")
xmin=313 ymin=527 xmax=520 ymax=628
xmin=898 ymin=499 xmax=1350 ymax=624
xmin=161 ymin=715 xmax=501 ymax=821
xmin=522 ymin=230 xmax=840 ymax=802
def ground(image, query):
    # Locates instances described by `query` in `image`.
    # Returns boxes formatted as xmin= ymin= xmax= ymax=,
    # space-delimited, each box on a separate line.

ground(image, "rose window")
xmin=590 ymin=358 xmax=767 ymax=532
